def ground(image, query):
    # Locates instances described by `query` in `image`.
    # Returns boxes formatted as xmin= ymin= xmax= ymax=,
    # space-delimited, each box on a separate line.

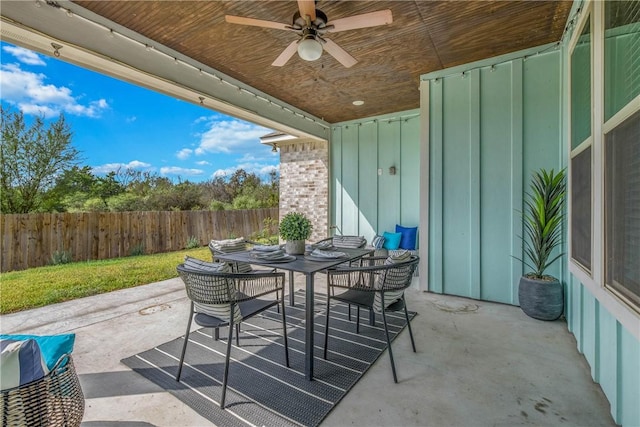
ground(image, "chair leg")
xmin=214 ymin=328 xmax=219 ymax=341
xmin=323 ymin=295 xmax=331 ymax=359
xmin=220 ymin=314 xmax=235 ymax=409
xmin=176 ymin=304 xmax=194 ymax=381
xmin=381 ymin=307 xmax=398 ymax=383
xmin=280 ymin=292 xmax=290 ymax=367
xmin=235 ymin=323 xmax=240 ymax=346
xmin=356 ymin=306 xmax=361 ymax=334
xmin=403 ymin=298 xmax=416 ymax=352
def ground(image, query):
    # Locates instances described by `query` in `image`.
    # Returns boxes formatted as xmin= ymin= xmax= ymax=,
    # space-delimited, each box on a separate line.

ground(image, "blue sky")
xmin=0 ymin=41 xmax=278 ymax=182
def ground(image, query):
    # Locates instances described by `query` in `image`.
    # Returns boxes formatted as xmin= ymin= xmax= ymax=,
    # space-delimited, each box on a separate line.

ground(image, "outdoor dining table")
xmin=214 ymin=246 xmax=374 ymax=381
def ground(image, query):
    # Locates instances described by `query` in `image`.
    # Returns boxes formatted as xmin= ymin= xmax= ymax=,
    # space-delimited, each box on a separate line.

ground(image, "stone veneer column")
xmin=279 ymin=140 xmax=328 ymax=242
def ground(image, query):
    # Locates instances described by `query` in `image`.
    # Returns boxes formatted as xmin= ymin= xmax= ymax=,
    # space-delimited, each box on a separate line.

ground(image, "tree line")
xmin=0 ymin=106 xmax=278 ymax=214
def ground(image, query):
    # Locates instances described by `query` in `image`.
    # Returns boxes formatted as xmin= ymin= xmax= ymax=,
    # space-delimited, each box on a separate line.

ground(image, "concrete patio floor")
xmin=2 ymin=275 xmax=616 ymax=427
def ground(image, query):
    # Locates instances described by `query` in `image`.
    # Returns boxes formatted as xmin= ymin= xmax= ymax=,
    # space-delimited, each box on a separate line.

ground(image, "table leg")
xmin=305 ymin=273 xmax=314 ymax=380
xmin=289 ymin=271 xmax=295 ymax=306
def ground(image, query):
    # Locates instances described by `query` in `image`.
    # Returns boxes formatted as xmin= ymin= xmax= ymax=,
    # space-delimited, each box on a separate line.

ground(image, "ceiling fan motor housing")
xmin=293 ymin=9 xmax=328 ymax=31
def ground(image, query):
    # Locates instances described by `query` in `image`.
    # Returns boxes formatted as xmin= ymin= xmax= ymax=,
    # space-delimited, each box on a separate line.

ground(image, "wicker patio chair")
xmin=323 ymin=255 xmax=419 ymax=383
xmin=175 ymin=264 xmax=289 ymax=409
xmin=0 ymin=354 xmax=85 ymax=426
xmin=208 ymin=238 xmax=276 ymax=274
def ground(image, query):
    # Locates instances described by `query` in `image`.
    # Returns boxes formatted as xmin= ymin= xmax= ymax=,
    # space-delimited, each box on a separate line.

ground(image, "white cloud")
xmin=2 ymin=45 xmax=46 ymax=66
xmin=212 ymin=162 xmax=279 ymax=179
xmin=195 ymin=119 xmax=271 ymax=154
xmin=176 ymin=148 xmax=193 ymax=160
xmin=92 ymin=160 xmax=151 ymax=174
xmin=196 ymin=160 xmax=210 ymax=165
xmin=160 ymin=166 xmax=204 ymax=176
xmin=0 ymin=62 xmax=108 ymax=118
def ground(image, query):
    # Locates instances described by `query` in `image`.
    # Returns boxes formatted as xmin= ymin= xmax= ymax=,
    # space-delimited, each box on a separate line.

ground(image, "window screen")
xmin=571 ymin=147 xmax=592 ymax=271
xmin=605 ymin=110 xmax=640 ymax=307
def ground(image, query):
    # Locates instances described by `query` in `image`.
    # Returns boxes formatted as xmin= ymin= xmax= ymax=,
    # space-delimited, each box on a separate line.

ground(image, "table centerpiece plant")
xmin=279 ymin=212 xmax=313 ymax=255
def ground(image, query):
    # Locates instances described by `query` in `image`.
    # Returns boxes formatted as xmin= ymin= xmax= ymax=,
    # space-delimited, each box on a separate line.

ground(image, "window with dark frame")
xmin=605 ymin=110 xmax=640 ymax=308
xmin=570 ymin=14 xmax=593 ymax=273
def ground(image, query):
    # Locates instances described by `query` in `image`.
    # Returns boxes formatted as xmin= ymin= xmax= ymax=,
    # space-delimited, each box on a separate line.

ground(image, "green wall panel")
xmin=378 ymin=120 xmax=401 ymax=233
xmin=619 ymin=324 xmax=640 ymax=425
xmin=358 ymin=122 xmax=378 ymax=240
xmin=480 ymin=63 xmax=519 ymax=303
xmin=330 ymin=110 xmax=420 ymax=242
xmin=400 ymin=116 xmax=420 ymax=227
xmin=330 ymin=127 xmax=343 ymax=232
xmin=341 ymin=125 xmax=359 ymax=234
xmin=581 ymin=290 xmax=597 ymax=377
xmin=598 ymin=304 xmax=618 ymax=414
xmin=429 ymin=82 xmax=444 ymax=294
xmin=441 ymin=74 xmax=474 ymax=297
xmin=427 ymin=50 xmax=562 ymax=304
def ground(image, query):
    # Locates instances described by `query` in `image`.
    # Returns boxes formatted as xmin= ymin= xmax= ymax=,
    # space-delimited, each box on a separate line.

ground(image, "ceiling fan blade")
xmin=328 ymin=10 xmax=393 ymax=33
xmin=272 ymin=40 xmax=299 ymax=67
xmin=322 ymin=38 xmax=357 ymax=68
xmin=225 ymin=15 xmax=290 ymax=30
xmin=297 ymin=0 xmax=316 ymax=21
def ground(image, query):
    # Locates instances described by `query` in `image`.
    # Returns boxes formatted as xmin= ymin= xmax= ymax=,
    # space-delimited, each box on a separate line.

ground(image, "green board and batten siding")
xmin=330 ymin=111 xmax=420 ymax=242
xmin=427 ymin=51 xmax=564 ymax=305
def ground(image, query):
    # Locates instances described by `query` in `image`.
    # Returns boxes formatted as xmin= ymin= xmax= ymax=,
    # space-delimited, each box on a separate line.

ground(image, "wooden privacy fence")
xmin=0 ymin=208 xmax=278 ymax=272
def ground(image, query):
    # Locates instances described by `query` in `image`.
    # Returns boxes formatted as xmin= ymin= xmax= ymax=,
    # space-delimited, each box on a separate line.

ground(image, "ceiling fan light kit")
xmin=225 ymin=0 xmax=392 ymax=68
xmin=297 ymin=36 xmax=323 ymax=61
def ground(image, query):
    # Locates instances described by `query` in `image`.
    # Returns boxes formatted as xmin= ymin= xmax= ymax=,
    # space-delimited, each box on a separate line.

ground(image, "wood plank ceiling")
xmin=73 ymin=1 xmax=572 ymax=124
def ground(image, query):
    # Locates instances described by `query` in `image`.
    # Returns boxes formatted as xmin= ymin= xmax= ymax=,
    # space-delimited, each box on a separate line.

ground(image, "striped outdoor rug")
xmin=122 ymin=291 xmax=416 ymax=427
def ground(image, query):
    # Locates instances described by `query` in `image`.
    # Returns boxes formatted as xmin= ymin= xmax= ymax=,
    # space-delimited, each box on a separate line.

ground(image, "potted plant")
xmin=279 ymin=212 xmax=313 ymax=255
xmin=516 ymin=168 xmax=566 ymax=321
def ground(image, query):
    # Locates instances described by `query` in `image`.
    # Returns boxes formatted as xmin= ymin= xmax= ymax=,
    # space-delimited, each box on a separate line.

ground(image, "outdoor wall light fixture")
xmin=389 ymin=166 xmax=396 ymax=175
xmin=272 ymin=143 xmax=278 ymax=153
xmin=51 ymin=43 xmax=63 ymax=57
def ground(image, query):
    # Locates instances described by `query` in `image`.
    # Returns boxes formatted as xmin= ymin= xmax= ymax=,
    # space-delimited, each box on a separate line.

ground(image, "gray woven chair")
xmin=323 ymin=255 xmax=419 ymax=383
xmin=175 ymin=264 xmax=289 ymax=409
xmin=208 ymin=238 xmax=276 ymax=274
xmin=313 ymin=235 xmax=368 ymax=315
xmin=0 ymin=354 xmax=85 ymax=426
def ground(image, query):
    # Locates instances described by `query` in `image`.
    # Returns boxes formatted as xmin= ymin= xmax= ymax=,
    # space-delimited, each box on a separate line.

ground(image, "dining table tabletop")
xmin=214 ymin=246 xmax=374 ymax=381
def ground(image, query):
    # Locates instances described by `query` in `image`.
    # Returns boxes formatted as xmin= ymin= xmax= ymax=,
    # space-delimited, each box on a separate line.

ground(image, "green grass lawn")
xmin=0 ymin=247 xmax=211 ymax=314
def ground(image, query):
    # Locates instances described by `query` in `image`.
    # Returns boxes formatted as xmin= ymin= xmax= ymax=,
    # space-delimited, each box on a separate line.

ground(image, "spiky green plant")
xmin=519 ymin=168 xmax=566 ymax=279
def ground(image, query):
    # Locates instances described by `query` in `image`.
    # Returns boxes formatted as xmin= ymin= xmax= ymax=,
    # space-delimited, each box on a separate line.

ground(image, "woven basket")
xmin=1 ymin=354 xmax=84 ymax=426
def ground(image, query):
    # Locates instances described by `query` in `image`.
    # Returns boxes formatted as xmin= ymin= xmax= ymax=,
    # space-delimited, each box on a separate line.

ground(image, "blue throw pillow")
xmin=371 ymin=234 xmax=386 ymax=249
xmin=0 ymin=334 xmax=75 ymax=370
xmin=382 ymin=232 xmax=402 ymax=250
xmin=0 ymin=338 xmax=49 ymax=390
xmin=396 ymin=225 xmax=418 ymax=250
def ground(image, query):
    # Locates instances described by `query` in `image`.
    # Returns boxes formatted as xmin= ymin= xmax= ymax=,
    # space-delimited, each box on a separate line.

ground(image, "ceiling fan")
xmin=225 ymin=0 xmax=392 ymax=68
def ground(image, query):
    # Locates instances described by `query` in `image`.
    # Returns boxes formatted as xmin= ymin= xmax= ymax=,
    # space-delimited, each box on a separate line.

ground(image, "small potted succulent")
xmin=516 ymin=168 xmax=566 ymax=321
xmin=279 ymin=212 xmax=313 ymax=255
